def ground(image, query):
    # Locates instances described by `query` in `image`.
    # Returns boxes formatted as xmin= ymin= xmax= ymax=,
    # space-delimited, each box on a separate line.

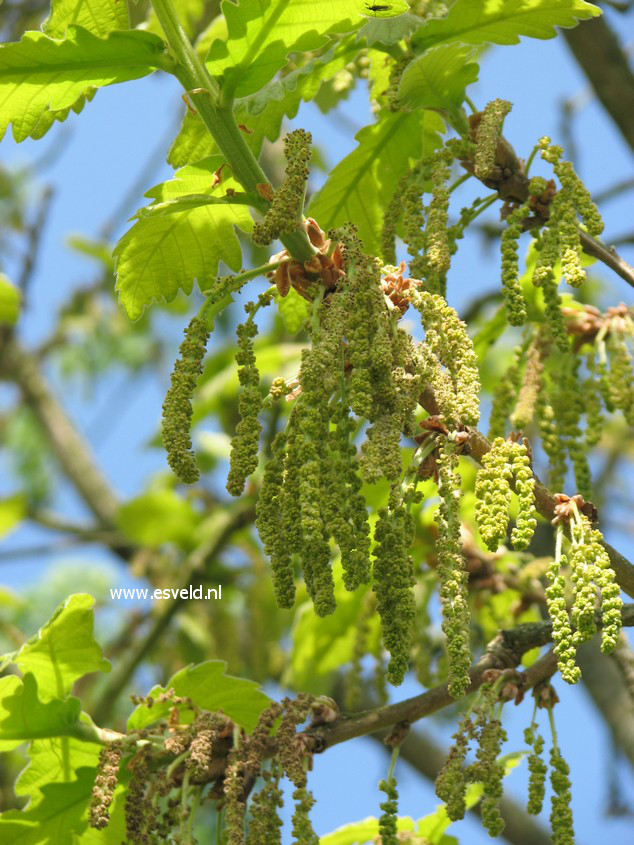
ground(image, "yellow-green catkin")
xmin=227 ymin=298 xmax=268 ymax=496
xmin=584 ymin=361 xmax=604 ymax=448
xmin=407 ymin=289 xmax=480 ymax=429
xmin=477 ymin=715 xmax=507 ymax=837
xmin=510 ymin=441 xmax=537 ymax=549
xmin=435 ymin=710 xmax=471 ymax=821
xmin=511 ymin=334 xmax=546 ymax=430
xmin=606 ymin=332 xmax=634 ymax=426
xmin=378 ymin=775 xmax=399 ymax=845
xmin=372 ymin=493 xmax=416 ymax=686
xmin=524 ymin=724 xmax=547 ymax=815
xmin=290 ymin=787 xmax=319 ymax=845
xmin=475 ymin=438 xmax=536 ymax=552
xmin=546 ymin=550 xmax=581 ymax=685
xmin=488 ymin=343 xmax=527 ymax=440
xmin=550 ymin=746 xmax=574 ymax=845
xmin=532 ymin=227 xmax=569 ymax=353
xmin=536 ymin=384 xmax=567 ymax=492
xmin=474 ymin=99 xmax=512 ymax=180
xmin=246 ymin=763 xmax=284 ymax=845
xmin=161 ymin=313 xmax=211 ymax=483
xmin=255 ymin=431 xmax=295 ymax=608
xmin=252 ymin=129 xmax=311 ymax=245
xmin=425 ymin=151 xmax=452 ymax=295
xmin=569 ymin=515 xmax=623 ymax=654
xmin=435 ymin=439 xmax=471 ymax=699
xmin=554 ymin=358 xmax=591 ymax=500
xmin=344 ymin=591 xmax=374 ymax=711
xmin=500 ymin=201 xmax=530 ymax=326
xmin=539 ymin=137 xmax=604 ymax=290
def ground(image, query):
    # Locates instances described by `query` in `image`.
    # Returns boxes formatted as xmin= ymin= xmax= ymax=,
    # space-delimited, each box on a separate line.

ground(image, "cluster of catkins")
xmin=474 ymin=434 xmax=537 ymax=552
xmin=523 ymin=685 xmax=575 ymax=845
xmin=381 ymin=138 xmax=486 ymax=297
xmin=253 ymin=225 xmax=481 ymax=687
xmin=89 ymin=691 xmax=325 ymax=845
xmin=435 ymin=681 xmax=508 ymax=837
xmin=490 ymin=305 xmax=633 ymax=498
xmin=547 ymin=498 xmax=623 ymax=684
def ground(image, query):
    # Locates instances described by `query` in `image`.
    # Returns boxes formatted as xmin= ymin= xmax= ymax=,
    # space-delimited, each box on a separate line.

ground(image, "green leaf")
xmin=320 ymin=817 xmax=416 ymax=845
xmin=284 ymin=566 xmax=378 ymax=694
xmin=114 ymin=157 xmax=252 ymax=319
xmin=308 ymin=110 xmax=444 ymax=255
xmin=275 ymin=288 xmax=309 ymax=335
xmin=413 ymin=0 xmax=601 ymax=51
xmin=0 ymin=27 xmax=166 ymax=142
xmin=42 ymin=0 xmax=130 ymax=39
xmin=0 ymin=274 xmax=20 ymax=326
xmin=398 ymin=44 xmax=479 ymax=121
xmin=0 ymin=674 xmax=82 ymax=750
xmin=206 ymin=0 xmax=364 ymax=97
xmin=169 ymin=39 xmax=360 ymax=168
xmin=116 ymin=489 xmax=200 ymax=548
xmin=16 ymin=727 xmax=101 ymax=804
xmin=0 ymin=767 xmax=94 ymax=843
xmin=14 ymin=594 xmax=110 ymax=700
xmin=0 ymin=493 xmax=26 ymax=538
xmin=134 ymin=191 xmax=260 ymax=219
xmin=127 ymin=661 xmax=271 ymax=732
xmin=358 ymin=11 xmax=422 ymax=44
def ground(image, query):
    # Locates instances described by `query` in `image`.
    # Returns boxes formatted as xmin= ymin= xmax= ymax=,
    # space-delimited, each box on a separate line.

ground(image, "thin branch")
xmin=1 ymin=339 xmax=119 ymax=527
xmin=305 ymin=608 xmax=634 ymax=754
xmin=562 ymin=12 xmax=634 ymax=152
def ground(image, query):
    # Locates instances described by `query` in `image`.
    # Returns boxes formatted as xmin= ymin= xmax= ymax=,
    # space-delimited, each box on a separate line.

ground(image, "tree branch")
xmin=2 ymin=339 xmax=119 ymax=526
xmin=562 ymin=12 xmax=634 ymax=153
xmin=305 ymin=607 xmax=634 ymax=754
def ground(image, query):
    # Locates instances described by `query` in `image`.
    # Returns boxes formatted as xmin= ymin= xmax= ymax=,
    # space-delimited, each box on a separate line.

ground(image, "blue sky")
xmin=2 ymin=6 xmax=634 ymax=843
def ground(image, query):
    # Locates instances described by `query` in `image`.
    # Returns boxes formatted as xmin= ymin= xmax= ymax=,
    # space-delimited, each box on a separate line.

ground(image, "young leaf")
xmin=0 ymin=27 xmax=167 ymax=142
xmin=127 ymin=660 xmax=271 ymax=732
xmin=0 ymin=767 xmax=95 ymax=843
xmin=169 ymin=39 xmax=360 ymax=168
xmin=13 ymin=594 xmax=110 ymax=700
xmin=275 ymin=287 xmax=309 ymax=335
xmin=114 ymin=157 xmax=252 ymax=319
xmin=16 ymin=732 xmax=101 ymax=806
xmin=308 ymin=110 xmax=444 ymax=255
xmin=42 ymin=0 xmax=130 ymax=39
xmin=0 ymin=674 xmax=82 ymax=750
xmin=398 ymin=43 xmax=479 ymax=121
xmin=116 ymin=489 xmax=200 ymax=548
xmin=0 ymin=274 xmax=20 ymax=326
xmin=205 ymin=0 xmax=363 ymax=97
xmin=413 ymin=0 xmax=601 ymax=51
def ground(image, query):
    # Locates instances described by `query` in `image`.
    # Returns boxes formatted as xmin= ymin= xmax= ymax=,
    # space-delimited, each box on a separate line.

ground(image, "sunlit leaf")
xmin=127 ymin=661 xmax=271 ymax=732
xmin=413 ymin=0 xmax=601 ymax=51
xmin=114 ymin=157 xmax=252 ymax=319
xmin=0 ymin=27 xmax=166 ymax=142
xmin=206 ymin=0 xmax=364 ymax=97
xmin=14 ymin=594 xmax=110 ymax=700
xmin=308 ymin=110 xmax=444 ymax=255
xmin=42 ymin=0 xmax=129 ymax=38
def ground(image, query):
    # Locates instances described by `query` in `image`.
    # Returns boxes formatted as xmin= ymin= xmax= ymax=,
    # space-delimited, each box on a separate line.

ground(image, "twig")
xmin=1 ymin=339 xmax=119 ymax=526
xmin=305 ymin=607 xmax=634 ymax=754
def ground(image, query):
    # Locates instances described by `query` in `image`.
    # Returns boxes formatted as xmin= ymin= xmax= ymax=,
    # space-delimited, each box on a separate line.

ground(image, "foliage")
xmin=0 ymin=0 xmax=633 ymax=843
